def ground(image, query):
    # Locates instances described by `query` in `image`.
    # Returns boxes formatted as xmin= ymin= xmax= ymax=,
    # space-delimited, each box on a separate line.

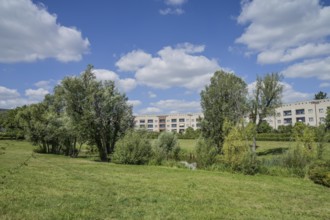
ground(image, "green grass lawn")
xmin=1 ymin=140 xmax=330 ymax=219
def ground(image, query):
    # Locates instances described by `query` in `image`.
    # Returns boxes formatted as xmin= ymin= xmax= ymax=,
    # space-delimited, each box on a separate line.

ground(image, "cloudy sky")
xmin=1 ymin=0 xmax=330 ymax=114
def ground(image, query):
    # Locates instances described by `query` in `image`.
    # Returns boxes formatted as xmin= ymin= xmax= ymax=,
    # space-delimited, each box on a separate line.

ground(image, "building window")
xmin=319 ymin=108 xmax=324 ymax=113
xmin=295 ymin=109 xmax=305 ymax=115
xmin=186 ymin=119 xmax=190 ymax=122
xmin=284 ymin=118 xmax=292 ymax=124
xmin=139 ymin=125 xmax=145 ymax=128
xmin=155 ymin=120 xmax=158 ymax=123
xmin=276 ymin=112 xmax=281 ymax=117
xmin=277 ymin=120 xmax=281 ymax=124
xmin=179 ymin=118 xmax=185 ymax=122
xmin=179 ymin=124 xmax=185 ymax=128
xmin=147 ymin=119 xmax=153 ymax=123
xmin=191 ymin=119 xmax=195 ymax=122
xmin=167 ymin=125 xmax=170 ymax=127
xmin=171 ymin=119 xmax=177 ymax=123
xmin=148 ymin=124 xmax=153 ymax=128
xmin=171 ymin=124 xmax=177 ymax=128
xmin=196 ymin=123 xmax=201 ymax=128
xmin=320 ymin=117 xmax=325 ymax=123
xmin=139 ymin=120 xmax=145 ymax=123
xmin=167 ymin=120 xmax=170 ymax=122
xmin=159 ymin=119 xmax=165 ymax=123
xmin=179 ymin=129 xmax=185 ymax=133
xmin=159 ymin=124 xmax=165 ymax=128
xmin=309 ymin=117 xmax=314 ymax=122
xmin=296 ymin=117 xmax=305 ymax=122
xmin=308 ymin=109 xmax=313 ymax=114
xmin=155 ymin=125 xmax=158 ymax=128
xmin=283 ymin=110 xmax=292 ymax=116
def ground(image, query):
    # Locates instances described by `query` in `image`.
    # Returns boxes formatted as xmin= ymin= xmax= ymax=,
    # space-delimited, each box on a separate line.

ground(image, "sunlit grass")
xmin=1 ymin=140 xmax=330 ymax=219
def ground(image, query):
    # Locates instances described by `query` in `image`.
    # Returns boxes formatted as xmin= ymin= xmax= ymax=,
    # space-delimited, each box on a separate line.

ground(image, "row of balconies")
xmin=277 ymin=108 xmax=325 ymax=117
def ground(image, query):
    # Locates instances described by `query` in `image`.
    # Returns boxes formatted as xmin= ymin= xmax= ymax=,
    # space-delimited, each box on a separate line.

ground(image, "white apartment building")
xmin=134 ymin=113 xmax=203 ymax=133
xmin=265 ymin=98 xmax=330 ymax=129
xmin=134 ymin=99 xmax=329 ymax=132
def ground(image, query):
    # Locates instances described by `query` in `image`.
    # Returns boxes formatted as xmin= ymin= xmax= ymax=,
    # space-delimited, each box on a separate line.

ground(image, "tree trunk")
xmin=96 ymin=138 xmax=108 ymax=162
xmin=98 ymin=146 xmax=108 ymax=162
xmin=252 ymin=136 xmax=256 ymax=152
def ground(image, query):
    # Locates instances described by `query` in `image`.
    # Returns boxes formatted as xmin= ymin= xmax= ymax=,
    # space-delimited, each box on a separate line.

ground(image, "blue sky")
xmin=1 ymin=0 xmax=330 ymax=114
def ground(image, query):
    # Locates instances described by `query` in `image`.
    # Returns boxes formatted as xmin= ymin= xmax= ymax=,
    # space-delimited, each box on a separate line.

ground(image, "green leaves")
xmin=200 ymin=70 xmax=248 ymax=151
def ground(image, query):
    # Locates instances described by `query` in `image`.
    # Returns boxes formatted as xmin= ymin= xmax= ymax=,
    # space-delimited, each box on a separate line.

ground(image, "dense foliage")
xmin=195 ymin=138 xmax=218 ymax=168
xmin=112 ymin=130 xmax=152 ymax=165
xmin=152 ymin=132 xmax=180 ymax=164
xmin=308 ymin=160 xmax=330 ymax=187
xmin=200 ymin=70 xmax=248 ymax=151
xmin=314 ymin=91 xmax=327 ymax=100
xmin=3 ymin=65 xmax=134 ymax=161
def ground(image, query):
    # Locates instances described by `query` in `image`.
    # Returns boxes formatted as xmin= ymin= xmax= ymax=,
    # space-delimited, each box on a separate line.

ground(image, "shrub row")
xmin=256 ymin=133 xmax=292 ymax=141
xmin=0 ymin=132 xmax=24 ymax=140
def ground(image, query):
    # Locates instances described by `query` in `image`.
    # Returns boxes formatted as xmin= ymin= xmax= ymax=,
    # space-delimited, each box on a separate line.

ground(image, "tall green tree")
xmin=250 ymin=72 xmax=283 ymax=151
xmin=0 ymin=108 xmax=25 ymax=139
xmin=59 ymin=65 xmax=134 ymax=161
xmin=325 ymin=107 xmax=330 ymax=131
xmin=314 ymin=91 xmax=327 ymax=100
xmin=200 ymin=70 xmax=247 ymax=151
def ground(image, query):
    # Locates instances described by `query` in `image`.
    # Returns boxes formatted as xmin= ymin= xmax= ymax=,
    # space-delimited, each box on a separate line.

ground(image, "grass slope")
xmin=1 ymin=140 xmax=330 ymax=219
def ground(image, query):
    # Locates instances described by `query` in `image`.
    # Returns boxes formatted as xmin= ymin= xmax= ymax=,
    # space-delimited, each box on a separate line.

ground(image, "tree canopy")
xmin=200 ymin=70 xmax=248 ymax=151
xmin=314 ymin=91 xmax=327 ymax=100
xmin=15 ymin=65 xmax=134 ymax=161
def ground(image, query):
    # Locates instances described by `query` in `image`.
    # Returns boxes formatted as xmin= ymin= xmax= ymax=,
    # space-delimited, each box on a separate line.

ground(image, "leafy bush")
xmin=308 ymin=160 xmax=330 ymax=187
xmin=239 ymin=151 xmax=260 ymax=175
xmin=112 ymin=130 xmax=152 ymax=165
xmin=257 ymin=121 xmax=273 ymax=133
xmin=281 ymin=146 xmax=310 ymax=177
xmin=151 ymin=132 xmax=180 ymax=164
xmin=195 ymin=138 xmax=218 ymax=168
xmin=222 ymin=125 xmax=260 ymax=175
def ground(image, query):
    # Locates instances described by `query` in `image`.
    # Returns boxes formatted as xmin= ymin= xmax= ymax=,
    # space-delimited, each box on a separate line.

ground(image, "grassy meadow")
xmin=1 ymin=140 xmax=330 ymax=219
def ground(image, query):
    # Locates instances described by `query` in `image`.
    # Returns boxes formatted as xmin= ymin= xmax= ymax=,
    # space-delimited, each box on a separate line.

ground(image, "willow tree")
xmin=200 ymin=70 xmax=248 ymax=152
xmin=250 ymin=72 xmax=283 ymax=151
xmin=59 ymin=65 xmax=134 ymax=161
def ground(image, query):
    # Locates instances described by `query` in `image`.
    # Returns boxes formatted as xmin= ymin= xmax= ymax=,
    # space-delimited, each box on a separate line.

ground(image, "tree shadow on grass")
xmin=257 ymin=147 xmax=289 ymax=156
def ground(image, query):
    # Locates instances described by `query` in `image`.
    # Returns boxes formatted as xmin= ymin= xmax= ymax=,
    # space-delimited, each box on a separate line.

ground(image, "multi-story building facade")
xmin=265 ymin=98 xmax=330 ymax=129
xmin=134 ymin=113 xmax=203 ymax=133
xmin=134 ymin=99 xmax=329 ymax=132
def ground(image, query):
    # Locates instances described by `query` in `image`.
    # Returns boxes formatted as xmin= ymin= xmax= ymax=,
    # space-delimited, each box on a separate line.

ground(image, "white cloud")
xmin=25 ymin=88 xmax=49 ymax=100
xmin=127 ymin=100 xmax=142 ymax=107
xmin=236 ymin=0 xmax=330 ymax=64
xmin=281 ymin=82 xmax=312 ymax=103
xmin=119 ymin=43 xmax=220 ymax=91
xmin=159 ymin=8 xmax=184 ymax=15
xmin=320 ymin=82 xmax=330 ymax=88
xmin=148 ymin=91 xmax=157 ymax=98
xmin=92 ymin=69 xmax=137 ymax=93
xmin=0 ymin=99 xmax=32 ymax=109
xmin=247 ymin=81 xmax=312 ymax=104
xmin=0 ymin=86 xmax=40 ymax=109
xmin=150 ymin=99 xmax=201 ymax=113
xmin=34 ymin=80 xmax=54 ymax=90
xmin=116 ymin=50 xmax=152 ymax=72
xmin=165 ymin=0 xmax=187 ymax=6
xmin=139 ymin=107 xmax=162 ymax=114
xmin=0 ymin=0 xmax=89 ymax=63
xmin=281 ymin=57 xmax=330 ymax=80
xmin=257 ymin=43 xmax=330 ymax=64
xmin=0 ymin=86 xmax=20 ymax=100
